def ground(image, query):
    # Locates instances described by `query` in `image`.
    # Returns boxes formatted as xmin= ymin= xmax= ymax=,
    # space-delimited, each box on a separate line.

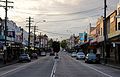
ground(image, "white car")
xmin=71 ymin=52 xmax=77 ymax=57
xmin=41 ymin=52 xmax=46 ymax=56
xmin=76 ymin=52 xmax=85 ymax=60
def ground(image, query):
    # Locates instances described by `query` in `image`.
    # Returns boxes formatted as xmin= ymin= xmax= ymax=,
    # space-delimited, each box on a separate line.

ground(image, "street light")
xmin=33 ymin=20 xmax=46 ymax=51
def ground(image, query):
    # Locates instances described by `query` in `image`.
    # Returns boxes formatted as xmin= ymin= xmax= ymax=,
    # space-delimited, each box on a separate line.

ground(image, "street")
xmin=0 ymin=52 xmax=120 ymax=77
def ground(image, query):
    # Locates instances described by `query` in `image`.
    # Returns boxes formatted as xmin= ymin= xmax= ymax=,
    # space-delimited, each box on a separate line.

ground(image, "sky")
xmin=0 ymin=0 xmax=119 ymax=40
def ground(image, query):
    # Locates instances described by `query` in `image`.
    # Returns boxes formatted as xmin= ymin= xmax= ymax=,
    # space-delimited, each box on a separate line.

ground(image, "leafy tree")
xmin=52 ymin=41 xmax=60 ymax=53
xmin=48 ymin=38 xmax=53 ymax=48
xmin=61 ymin=40 xmax=67 ymax=49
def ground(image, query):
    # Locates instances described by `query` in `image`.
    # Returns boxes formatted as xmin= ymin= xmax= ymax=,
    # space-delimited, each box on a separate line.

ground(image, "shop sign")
xmin=7 ymin=31 xmax=15 ymax=38
xmin=79 ymin=33 xmax=84 ymax=41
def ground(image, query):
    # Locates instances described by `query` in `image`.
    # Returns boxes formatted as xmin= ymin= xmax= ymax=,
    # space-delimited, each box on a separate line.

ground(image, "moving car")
xmin=71 ymin=52 xmax=77 ymax=57
xmin=76 ymin=52 xmax=85 ymax=60
xmin=31 ymin=53 xmax=38 ymax=59
xmin=19 ymin=53 xmax=31 ymax=62
xmin=85 ymin=53 xmax=97 ymax=63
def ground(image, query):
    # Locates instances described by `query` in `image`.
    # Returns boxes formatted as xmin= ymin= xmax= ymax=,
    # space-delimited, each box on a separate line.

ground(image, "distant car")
xmin=76 ymin=52 xmax=85 ymax=60
xmin=41 ymin=52 xmax=46 ymax=56
xmin=71 ymin=52 xmax=77 ymax=57
xmin=31 ymin=53 xmax=38 ymax=59
xmin=19 ymin=54 xmax=31 ymax=62
xmin=85 ymin=53 xmax=97 ymax=63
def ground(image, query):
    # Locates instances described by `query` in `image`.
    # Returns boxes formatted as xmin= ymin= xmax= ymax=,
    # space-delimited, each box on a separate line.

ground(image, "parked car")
xmin=31 ymin=53 xmax=38 ymax=59
xmin=41 ymin=52 xmax=46 ymax=56
xmin=19 ymin=53 xmax=31 ymax=62
xmin=71 ymin=52 xmax=77 ymax=57
xmin=76 ymin=52 xmax=85 ymax=60
xmin=85 ymin=53 xmax=98 ymax=63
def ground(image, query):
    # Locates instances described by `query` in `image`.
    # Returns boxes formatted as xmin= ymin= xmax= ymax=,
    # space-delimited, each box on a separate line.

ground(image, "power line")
xmin=14 ymin=7 xmax=103 ymax=16
xmin=46 ymin=14 xmax=100 ymax=22
xmin=38 ymin=29 xmax=70 ymax=36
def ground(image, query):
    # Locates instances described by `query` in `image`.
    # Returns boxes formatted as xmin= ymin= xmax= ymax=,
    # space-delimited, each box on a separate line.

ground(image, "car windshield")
xmin=72 ymin=52 xmax=76 ymax=54
xmin=77 ymin=52 xmax=84 ymax=55
xmin=21 ymin=54 xmax=28 ymax=56
xmin=88 ymin=53 xmax=96 ymax=58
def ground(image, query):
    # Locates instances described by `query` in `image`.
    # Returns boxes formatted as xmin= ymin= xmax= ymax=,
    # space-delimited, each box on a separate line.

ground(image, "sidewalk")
xmin=0 ymin=60 xmax=18 ymax=68
xmin=100 ymin=61 xmax=120 ymax=69
xmin=104 ymin=63 xmax=120 ymax=69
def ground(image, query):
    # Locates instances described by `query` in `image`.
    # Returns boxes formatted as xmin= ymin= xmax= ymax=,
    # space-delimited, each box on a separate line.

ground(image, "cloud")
xmin=9 ymin=0 xmax=119 ymax=40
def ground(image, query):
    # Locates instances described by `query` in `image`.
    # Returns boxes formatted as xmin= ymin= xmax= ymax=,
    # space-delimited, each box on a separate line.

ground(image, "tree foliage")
xmin=61 ymin=40 xmax=67 ymax=49
xmin=48 ymin=39 xmax=53 ymax=48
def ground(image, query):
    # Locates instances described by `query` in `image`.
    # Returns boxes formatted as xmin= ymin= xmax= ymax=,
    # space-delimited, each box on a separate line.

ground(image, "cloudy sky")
xmin=0 ymin=0 xmax=119 ymax=40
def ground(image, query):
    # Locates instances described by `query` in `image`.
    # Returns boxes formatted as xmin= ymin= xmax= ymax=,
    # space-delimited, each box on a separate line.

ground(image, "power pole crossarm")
xmin=0 ymin=0 xmax=14 ymax=64
xmin=26 ymin=17 xmax=34 ymax=53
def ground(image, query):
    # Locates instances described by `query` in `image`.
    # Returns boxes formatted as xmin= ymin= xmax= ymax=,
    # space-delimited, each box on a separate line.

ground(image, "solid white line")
xmin=74 ymin=58 xmax=113 ymax=77
xmin=80 ymin=62 xmax=113 ymax=77
xmin=50 ymin=59 xmax=58 ymax=77
xmin=0 ymin=58 xmax=44 ymax=77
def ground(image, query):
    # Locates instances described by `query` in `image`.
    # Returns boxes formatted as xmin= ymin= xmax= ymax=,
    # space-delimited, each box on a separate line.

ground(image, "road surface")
xmin=0 ymin=52 xmax=120 ymax=77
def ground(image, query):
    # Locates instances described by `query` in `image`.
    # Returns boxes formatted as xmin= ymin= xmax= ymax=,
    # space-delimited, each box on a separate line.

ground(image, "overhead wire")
xmin=37 ymin=29 xmax=70 ymax=36
xmin=14 ymin=7 xmax=103 ymax=16
xmin=46 ymin=14 xmax=100 ymax=22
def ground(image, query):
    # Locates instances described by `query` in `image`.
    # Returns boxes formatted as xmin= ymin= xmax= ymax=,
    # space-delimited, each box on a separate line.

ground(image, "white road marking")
xmin=50 ymin=58 xmax=58 ymax=77
xmin=0 ymin=57 xmax=46 ymax=77
xmin=70 ymin=55 xmax=113 ymax=77
xmin=80 ymin=62 xmax=113 ymax=77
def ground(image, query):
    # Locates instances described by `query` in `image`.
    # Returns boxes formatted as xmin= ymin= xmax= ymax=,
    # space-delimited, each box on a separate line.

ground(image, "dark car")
xmin=31 ymin=53 xmax=38 ymax=59
xmin=85 ymin=53 xmax=98 ymax=63
xmin=19 ymin=54 xmax=31 ymax=62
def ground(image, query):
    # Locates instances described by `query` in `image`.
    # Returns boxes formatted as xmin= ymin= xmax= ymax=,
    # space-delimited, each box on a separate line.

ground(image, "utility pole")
xmin=33 ymin=26 xmax=38 ymax=52
xmin=103 ymin=0 xmax=107 ymax=64
xmin=39 ymin=32 xmax=41 ymax=49
xmin=0 ymin=0 xmax=13 ymax=64
xmin=26 ymin=17 xmax=33 ymax=53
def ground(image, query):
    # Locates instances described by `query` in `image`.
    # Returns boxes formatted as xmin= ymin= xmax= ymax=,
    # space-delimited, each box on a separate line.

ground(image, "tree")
xmin=52 ymin=41 xmax=60 ymax=53
xmin=48 ymin=38 xmax=53 ymax=48
xmin=61 ymin=40 xmax=67 ymax=49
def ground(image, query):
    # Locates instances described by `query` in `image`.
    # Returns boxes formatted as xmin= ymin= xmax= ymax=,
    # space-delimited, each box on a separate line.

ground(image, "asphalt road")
xmin=55 ymin=52 xmax=120 ymax=77
xmin=0 ymin=52 xmax=120 ymax=77
xmin=0 ymin=56 xmax=54 ymax=77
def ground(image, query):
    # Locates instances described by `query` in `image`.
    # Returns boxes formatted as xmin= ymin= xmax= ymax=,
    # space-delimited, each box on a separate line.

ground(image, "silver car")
xmin=19 ymin=54 xmax=31 ymax=62
xmin=71 ymin=52 xmax=77 ymax=57
xmin=76 ymin=52 xmax=85 ymax=60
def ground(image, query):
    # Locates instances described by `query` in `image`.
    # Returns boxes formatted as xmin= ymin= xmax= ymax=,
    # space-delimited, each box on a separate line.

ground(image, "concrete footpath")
xmin=104 ymin=63 xmax=120 ymax=70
